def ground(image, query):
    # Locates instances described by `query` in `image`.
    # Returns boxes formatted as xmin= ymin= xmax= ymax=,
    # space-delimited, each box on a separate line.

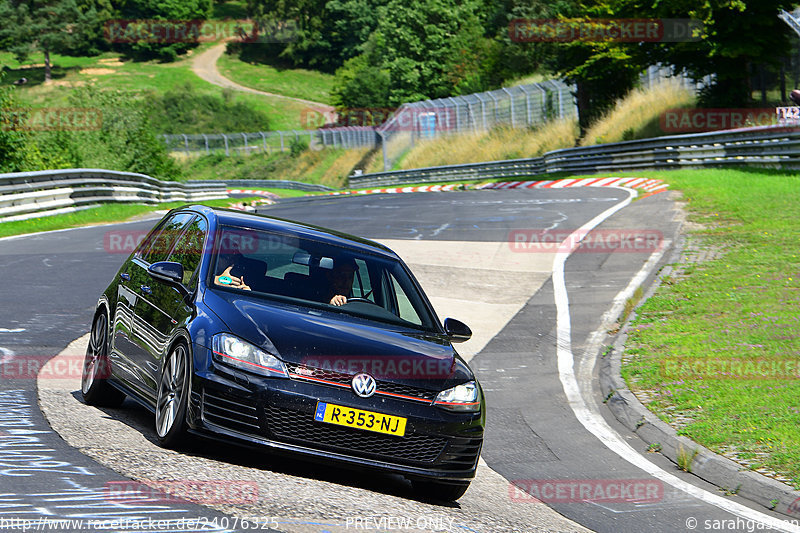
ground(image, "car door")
xmin=109 ymin=217 xmax=174 ymax=389
xmin=126 ymin=212 xmax=196 ymax=401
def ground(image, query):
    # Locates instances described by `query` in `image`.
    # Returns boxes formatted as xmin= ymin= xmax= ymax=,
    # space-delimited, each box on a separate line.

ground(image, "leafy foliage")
xmin=114 ymin=0 xmax=214 ymax=61
xmin=0 ymin=0 xmax=99 ymax=80
xmin=28 ymin=87 xmax=183 ymax=179
xmin=146 ymin=83 xmax=271 ymax=133
xmin=0 ymin=77 xmax=49 ymax=172
xmin=629 ymin=0 xmax=796 ymax=107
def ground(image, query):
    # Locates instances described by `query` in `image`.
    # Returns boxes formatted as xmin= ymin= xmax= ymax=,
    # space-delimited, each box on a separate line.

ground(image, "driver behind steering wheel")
xmin=324 ymin=258 xmax=357 ymax=306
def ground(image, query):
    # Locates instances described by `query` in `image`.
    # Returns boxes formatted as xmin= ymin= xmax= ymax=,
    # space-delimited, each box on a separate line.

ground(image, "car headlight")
xmin=434 ymin=381 xmax=481 ymax=412
xmin=212 ymin=333 xmax=287 ymax=378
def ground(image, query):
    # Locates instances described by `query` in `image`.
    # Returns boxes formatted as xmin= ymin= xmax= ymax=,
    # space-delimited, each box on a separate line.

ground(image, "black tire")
xmin=411 ymin=479 xmax=471 ymax=501
xmin=155 ymin=342 xmax=191 ymax=448
xmin=81 ymin=312 xmax=126 ymax=407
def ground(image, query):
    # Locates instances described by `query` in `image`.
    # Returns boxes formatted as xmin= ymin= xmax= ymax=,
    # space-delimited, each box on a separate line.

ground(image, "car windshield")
xmin=210 ymin=225 xmax=438 ymax=332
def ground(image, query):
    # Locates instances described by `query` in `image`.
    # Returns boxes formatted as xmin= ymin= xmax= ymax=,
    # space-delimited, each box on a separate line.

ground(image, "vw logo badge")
xmin=351 ymin=373 xmax=376 ymax=398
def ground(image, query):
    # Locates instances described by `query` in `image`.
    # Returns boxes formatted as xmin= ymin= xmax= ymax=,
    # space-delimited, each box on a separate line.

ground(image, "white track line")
xmin=552 ymin=186 xmax=800 ymax=532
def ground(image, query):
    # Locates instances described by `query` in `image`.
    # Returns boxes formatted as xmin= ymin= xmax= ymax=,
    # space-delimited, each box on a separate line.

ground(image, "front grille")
xmin=202 ymin=389 xmax=261 ymax=434
xmin=264 ymin=405 xmax=447 ymax=464
xmin=438 ymin=436 xmax=483 ymax=471
xmin=285 ymin=363 xmax=437 ymax=402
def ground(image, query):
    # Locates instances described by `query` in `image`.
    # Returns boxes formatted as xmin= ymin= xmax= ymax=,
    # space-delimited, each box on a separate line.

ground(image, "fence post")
xmin=519 ymin=85 xmax=533 ymax=126
xmin=222 ymin=134 xmax=229 ymax=156
xmin=502 ymin=88 xmax=515 ymax=128
xmin=279 ymin=131 xmax=284 ymax=152
xmin=487 ymin=92 xmax=498 ymax=127
xmin=182 ymin=134 xmax=189 ymax=153
xmin=241 ymin=132 xmax=248 ymax=154
xmin=202 ymin=134 xmax=209 ymax=154
xmin=379 ymin=130 xmax=389 ymax=171
xmin=475 ymin=94 xmax=487 ymax=130
xmin=260 ymin=132 xmax=266 ymax=153
xmin=536 ymin=84 xmax=547 ymax=123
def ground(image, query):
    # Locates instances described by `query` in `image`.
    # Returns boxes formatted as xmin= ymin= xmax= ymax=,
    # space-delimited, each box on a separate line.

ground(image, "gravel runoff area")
xmin=38 ymin=335 xmax=588 ymax=533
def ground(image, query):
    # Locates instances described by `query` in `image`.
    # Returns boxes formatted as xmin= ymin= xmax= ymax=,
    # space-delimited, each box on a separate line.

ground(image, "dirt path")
xmin=192 ymin=42 xmax=335 ymax=118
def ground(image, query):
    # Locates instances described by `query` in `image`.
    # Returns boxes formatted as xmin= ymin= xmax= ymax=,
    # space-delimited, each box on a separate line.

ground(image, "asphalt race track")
xmin=2 ymin=187 xmax=799 ymax=532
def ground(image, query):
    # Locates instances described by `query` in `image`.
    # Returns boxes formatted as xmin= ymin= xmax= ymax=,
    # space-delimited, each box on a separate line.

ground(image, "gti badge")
xmin=351 ymin=373 xmax=376 ymax=398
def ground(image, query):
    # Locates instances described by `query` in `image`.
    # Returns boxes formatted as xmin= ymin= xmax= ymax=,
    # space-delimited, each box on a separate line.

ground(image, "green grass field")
xmin=620 ymin=168 xmax=800 ymax=486
xmin=217 ymin=52 xmax=334 ymax=106
xmin=1 ymin=46 xmax=311 ymax=131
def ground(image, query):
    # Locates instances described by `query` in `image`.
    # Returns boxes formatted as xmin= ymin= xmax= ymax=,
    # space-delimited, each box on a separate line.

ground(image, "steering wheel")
xmin=346 ymin=297 xmax=378 ymax=305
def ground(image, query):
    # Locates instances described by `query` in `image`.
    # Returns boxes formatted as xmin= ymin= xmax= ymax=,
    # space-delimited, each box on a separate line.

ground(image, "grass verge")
xmin=0 ymin=197 xmax=260 ymax=239
xmin=620 ymin=167 xmax=800 ymax=486
xmin=580 ymin=80 xmax=695 ymax=146
xmin=180 ymin=147 xmax=369 ymax=188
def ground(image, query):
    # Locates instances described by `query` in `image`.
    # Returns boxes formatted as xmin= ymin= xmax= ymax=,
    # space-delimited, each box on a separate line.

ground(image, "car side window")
xmin=388 ymin=273 xmax=422 ymax=326
xmin=141 ymin=213 xmax=195 ymax=264
xmin=167 ymin=216 xmax=208 ymax=287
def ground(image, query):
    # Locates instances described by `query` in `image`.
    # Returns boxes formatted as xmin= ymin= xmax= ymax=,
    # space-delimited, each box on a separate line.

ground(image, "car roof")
xmin=180 ymin=205 xmax=399 ymax=260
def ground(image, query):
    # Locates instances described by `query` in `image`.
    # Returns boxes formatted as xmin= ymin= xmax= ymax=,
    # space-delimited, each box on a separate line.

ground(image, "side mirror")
xmin=148 ymin=261 xmax=184 ymax=285
xmin=444 ymin=318 xmax=472 ymax=343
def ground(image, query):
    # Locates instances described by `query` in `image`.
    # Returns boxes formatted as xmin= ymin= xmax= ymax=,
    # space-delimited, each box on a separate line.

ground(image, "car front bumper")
xmin=188 ymin=346 xmax=484 ymax=483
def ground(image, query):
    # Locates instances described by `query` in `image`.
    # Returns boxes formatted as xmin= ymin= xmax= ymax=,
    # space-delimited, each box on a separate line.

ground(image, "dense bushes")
xmin=1 ymin=84 xmax=182 ymax=179
xmin=146 ymin=83 xmax=271 ymax=134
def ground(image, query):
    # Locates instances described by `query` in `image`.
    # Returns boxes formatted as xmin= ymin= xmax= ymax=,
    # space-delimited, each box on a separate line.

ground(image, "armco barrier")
xmin=191 ymin=179 xmax=333 ymax=192
xmin=349 ymin=125 xmax=800 ymax=188
xmin=0 ymin=169 xmax=227 ymax=222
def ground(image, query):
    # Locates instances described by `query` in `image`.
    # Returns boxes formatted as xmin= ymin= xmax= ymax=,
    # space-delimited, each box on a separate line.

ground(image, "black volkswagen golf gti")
xmin=81 ymin=205 xmax=484 ymax=500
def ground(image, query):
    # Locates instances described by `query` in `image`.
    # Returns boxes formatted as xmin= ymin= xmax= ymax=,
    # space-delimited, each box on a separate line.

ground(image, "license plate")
xmin=314 ymin=402 xmax=407 ymax=436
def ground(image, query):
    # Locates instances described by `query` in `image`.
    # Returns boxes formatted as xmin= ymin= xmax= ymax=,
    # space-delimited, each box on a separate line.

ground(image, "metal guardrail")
xmin=191 ymin=179 xmax=334 ymax=192
xmin=5 ymin=125 xmax=798 ymax=222
xmin=349 ymin=125 xmax=800 ymax=188
xmin=0 ymin=169 xmax=227 ymax=222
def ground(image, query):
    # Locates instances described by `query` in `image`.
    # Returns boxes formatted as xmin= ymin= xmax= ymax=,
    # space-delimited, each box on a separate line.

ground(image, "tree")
xmin=114 ymin=0 xmax=213 ymax=61
xmin=0 ymin=0 xmax=97 ymax=82
xmin=244 ymin=0 xmax=388 ymax=72
xmin=634 ymin=0 xmax=796 ymax=106
xmin=332 ymin=0 xmax=494 ymax=107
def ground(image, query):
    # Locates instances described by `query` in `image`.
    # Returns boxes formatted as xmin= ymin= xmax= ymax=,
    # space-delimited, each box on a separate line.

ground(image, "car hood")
xmin=204 ymin=289 xmax=474 ymax=389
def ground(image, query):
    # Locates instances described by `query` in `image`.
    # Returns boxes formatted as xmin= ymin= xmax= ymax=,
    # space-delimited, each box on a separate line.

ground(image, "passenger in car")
xmin=214 ymin=264 xmax=252 ymax=291
xmin=214 ymin=253 xmax=267 ymax=292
